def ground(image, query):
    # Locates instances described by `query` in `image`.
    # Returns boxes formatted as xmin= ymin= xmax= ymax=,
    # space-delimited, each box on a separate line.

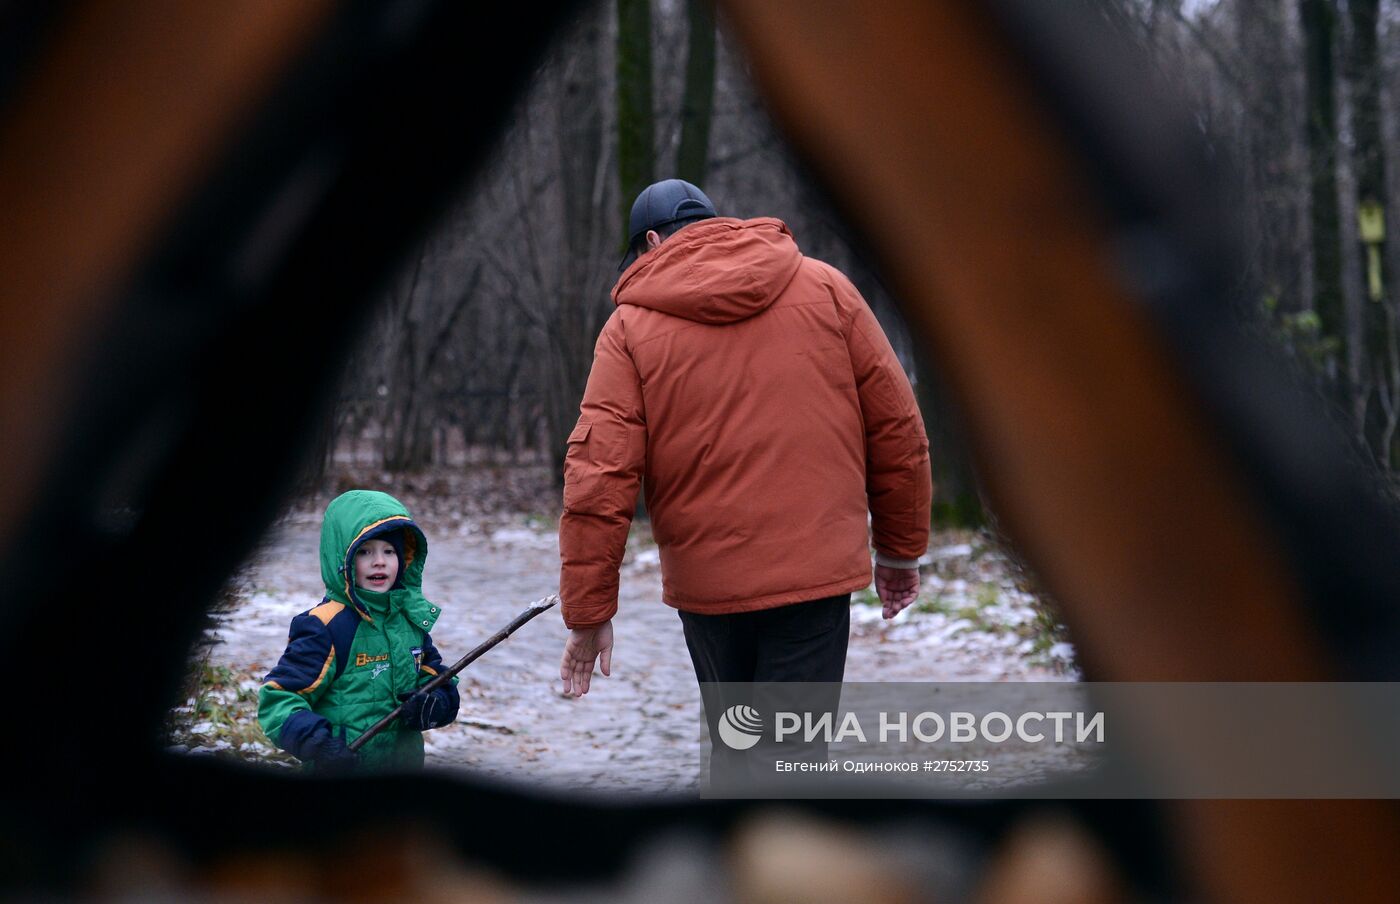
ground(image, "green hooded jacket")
xmin=257 ymin=490 xmax=458 ymax=770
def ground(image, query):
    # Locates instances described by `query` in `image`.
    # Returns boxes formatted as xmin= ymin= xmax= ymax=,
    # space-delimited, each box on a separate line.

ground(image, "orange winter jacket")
xmin=559 ymin=217 xmax=931 ymax=629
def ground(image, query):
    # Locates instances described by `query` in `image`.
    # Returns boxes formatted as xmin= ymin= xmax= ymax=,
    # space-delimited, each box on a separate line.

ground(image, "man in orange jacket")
xmin=558 ymin=179 xmax=932 ymax=701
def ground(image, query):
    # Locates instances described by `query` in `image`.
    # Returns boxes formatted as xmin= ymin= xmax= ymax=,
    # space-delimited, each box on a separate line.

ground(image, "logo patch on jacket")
xmin=356 ymin=652 xmax=390 ymax=667
xmin=371 ymin=663 xmax=391 ymax=680
xmin=412 ymin=646 xmax=424 ymax=670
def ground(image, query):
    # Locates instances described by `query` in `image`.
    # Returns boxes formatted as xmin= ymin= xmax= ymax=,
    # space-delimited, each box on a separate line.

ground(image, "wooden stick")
xmin=349 ymin=594 xmax=558 ymax=752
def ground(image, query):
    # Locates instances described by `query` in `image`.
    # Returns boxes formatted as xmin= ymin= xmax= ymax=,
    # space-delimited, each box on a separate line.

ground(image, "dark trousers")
xmin=680 ymin=594 xmax=850 ymax=787
xmin=679 ymin=593 xmax=851 ymax=683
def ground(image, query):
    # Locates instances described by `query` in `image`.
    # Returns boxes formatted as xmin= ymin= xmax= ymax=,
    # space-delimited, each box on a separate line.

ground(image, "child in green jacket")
xmin=257 ymin=490 xmax=459 ymax=771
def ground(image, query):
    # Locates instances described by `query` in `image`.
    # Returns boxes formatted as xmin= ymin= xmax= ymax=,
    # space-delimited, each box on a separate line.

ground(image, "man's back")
xmin=560 ymin=217 xmax=930 ymax=627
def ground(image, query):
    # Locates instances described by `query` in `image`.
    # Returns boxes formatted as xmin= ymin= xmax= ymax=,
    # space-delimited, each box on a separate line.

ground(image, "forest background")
xmin=173 ymin=0 xmax=1400 ymax=777
xmin=316 ymin=0 xmax=1400 ymax=516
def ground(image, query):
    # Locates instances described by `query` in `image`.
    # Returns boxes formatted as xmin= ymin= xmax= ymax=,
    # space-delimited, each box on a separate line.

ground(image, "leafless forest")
xmin=323 ymin=0 xmax=1400 ymax=514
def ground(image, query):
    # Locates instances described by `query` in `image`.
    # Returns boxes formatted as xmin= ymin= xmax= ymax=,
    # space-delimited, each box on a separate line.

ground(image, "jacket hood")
xmin=611 ymin=217 xmax=803 ymax=324
xmin=320 ymin=490 xmax=428 ymax=617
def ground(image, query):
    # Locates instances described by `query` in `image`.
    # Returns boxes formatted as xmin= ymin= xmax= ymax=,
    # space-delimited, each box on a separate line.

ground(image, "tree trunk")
xmin=676 ymin=0 xmax=716 ymax=185
xmin=547 ymin=5 xmax=612 ymax=480
xmin=1236 ymin=0 xmax=1308 ymax=316
xmin=616 ymin=0 xmax=654 ymax=242
xmin=912 ymin=342 xmax=983 ymax=528
xmin=1301 ymin=0 xmax=1347 ymax=387
xmin=1345 ymin=0 xmax=1397 ymax=468
xmin=380 ymin=252 xmax=426 ymax=471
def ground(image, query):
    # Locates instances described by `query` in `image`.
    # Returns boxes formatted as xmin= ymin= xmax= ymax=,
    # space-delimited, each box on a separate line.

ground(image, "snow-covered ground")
xmin=173 ymin=479 xmax=1079 ymax=795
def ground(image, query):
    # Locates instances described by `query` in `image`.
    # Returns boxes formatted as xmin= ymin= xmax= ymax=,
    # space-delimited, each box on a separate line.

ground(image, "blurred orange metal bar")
xmin=716 ymin=0 xmax=1400 ymax=901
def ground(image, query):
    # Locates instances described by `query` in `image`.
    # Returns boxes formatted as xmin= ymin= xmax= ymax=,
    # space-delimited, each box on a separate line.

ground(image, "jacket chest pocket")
xmin=806 ymin=346 xmax=855 ymax=392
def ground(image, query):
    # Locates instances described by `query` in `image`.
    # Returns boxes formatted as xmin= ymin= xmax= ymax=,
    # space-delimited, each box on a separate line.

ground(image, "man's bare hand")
xmin=560 ymin=620 xmax=614 ymax=697
xmin=875 ymin=565 xmax=920 ymax=619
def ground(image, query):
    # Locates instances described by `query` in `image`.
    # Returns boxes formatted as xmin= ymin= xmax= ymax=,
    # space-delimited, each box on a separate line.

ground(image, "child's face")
xmin=354 ymin=538 xmax=399 ymax=592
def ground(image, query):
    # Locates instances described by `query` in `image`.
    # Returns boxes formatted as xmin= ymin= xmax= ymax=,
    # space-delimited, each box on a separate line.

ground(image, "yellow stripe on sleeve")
xmin=297 ymin=646 xmax=335 ymax=697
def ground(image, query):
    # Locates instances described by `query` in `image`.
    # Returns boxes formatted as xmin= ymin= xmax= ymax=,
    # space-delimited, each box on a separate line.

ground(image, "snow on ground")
xmin=174 ymin=476 xmax=1079 ymax=795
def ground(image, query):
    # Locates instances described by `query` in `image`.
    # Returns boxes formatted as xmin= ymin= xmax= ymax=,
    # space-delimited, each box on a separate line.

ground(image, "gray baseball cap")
xmin=626 ymin=179 xmax=717 ymax=247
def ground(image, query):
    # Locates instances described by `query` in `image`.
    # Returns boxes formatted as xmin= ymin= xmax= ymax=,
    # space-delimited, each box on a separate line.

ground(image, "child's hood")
xmin=320 ymin=490 xmax=428 ymax=614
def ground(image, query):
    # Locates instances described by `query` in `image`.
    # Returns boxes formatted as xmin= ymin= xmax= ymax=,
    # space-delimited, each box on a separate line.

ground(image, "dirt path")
xmin=204 ymin=505 xmax=1075 ymax=796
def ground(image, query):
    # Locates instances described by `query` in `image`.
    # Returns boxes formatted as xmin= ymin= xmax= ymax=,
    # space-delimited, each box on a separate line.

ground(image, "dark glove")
xmin=397 ymin=687 xmax=457 ymax=731
xmin=307 ymin=725 xmax=360 ymax=774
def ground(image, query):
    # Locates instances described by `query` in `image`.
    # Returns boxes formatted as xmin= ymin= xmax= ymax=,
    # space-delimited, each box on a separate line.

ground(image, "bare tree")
xmin=1302 ymin=0 xmax=1347 ymax=385
xmin=616 ymin=0 xmax=654 ymax=241
xmin=676 ymin=0 xmax=716 ymax=183
xmin=1345 ymin=0 xmax=1400 ymax=465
